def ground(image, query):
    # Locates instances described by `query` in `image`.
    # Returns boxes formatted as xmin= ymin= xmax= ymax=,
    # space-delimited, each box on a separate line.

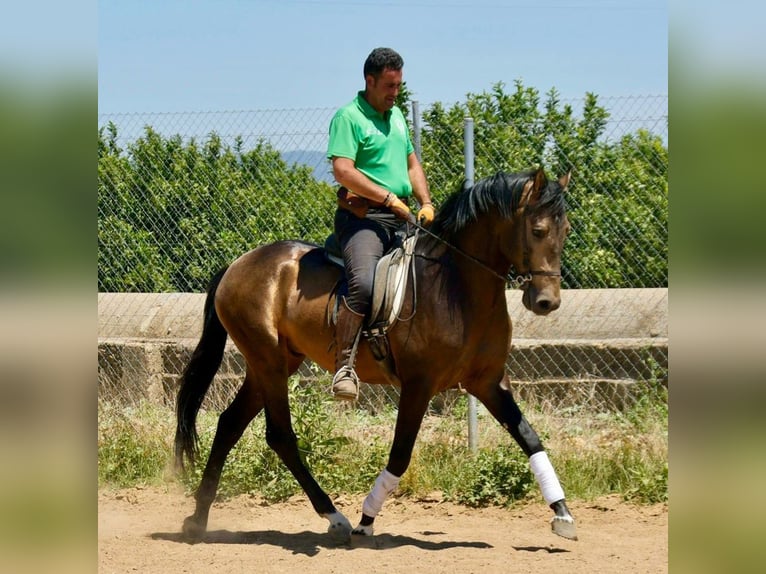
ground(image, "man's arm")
xmin=331 ymin=156 xmax=390 ymax=205
xmin=331 ymin=156 xmax=411 ymax=220
xmin=407 ymin=152 xmax=435 ymax=225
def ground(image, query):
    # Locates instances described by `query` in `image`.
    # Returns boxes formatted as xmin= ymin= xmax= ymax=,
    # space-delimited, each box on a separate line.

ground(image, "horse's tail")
xmin=174 ymin=267 xmax=229 ymax=472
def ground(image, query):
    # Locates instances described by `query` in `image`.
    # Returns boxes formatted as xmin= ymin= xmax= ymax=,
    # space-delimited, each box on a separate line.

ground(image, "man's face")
xmin=365 ymin=68 xmax=403 ymax=114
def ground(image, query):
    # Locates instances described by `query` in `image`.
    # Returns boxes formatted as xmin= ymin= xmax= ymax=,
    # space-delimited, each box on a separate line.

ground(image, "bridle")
xmin=515 ymin=209 xmax=563 ymax=286
xmin=408 ymin=203 xmax=562 ymax=290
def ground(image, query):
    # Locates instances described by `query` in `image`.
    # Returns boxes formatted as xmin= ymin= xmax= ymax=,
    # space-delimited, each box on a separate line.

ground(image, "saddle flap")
xmin=368 ymin=235 xmax=416 ymax=330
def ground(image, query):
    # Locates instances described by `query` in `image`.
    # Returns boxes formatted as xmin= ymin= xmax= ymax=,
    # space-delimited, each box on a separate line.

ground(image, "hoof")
xmin=352 ymin=523 xmax=374 ymax=536
xmin=182 ymin=516 xmax=206 ymax=543
xmin=551 ymin=515 xmax=578 ymax=541
xmin=324 ymin=511 xmax=352 ymax=542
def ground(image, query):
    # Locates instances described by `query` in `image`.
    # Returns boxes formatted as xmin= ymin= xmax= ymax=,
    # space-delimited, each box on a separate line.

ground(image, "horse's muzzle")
xmin=522 ymin=285 xmax=561 ymax=316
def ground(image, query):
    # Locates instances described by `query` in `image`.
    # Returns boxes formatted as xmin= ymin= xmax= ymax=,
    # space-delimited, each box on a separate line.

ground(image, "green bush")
xmin=98 ymin=82 xmax=667 ymax=292
xmin=98 ymin=125 xmax=337 ymax=292
xmin=454 ymin=444 xmax=534 ymax=507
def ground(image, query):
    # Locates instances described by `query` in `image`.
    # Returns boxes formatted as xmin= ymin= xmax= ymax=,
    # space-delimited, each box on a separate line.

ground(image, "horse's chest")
xmin=433 ymin=316 xmax=510 ymax=370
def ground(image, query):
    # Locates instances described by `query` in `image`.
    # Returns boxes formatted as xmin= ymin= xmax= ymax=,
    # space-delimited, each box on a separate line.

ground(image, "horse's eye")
xmin=532 ymin=226 xmax=548 ymax=238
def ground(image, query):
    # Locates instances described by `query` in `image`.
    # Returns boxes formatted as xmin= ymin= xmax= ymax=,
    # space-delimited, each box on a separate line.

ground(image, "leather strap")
xmin=337 ymin=187 xmax=408 ymax=218
xmin=337 ymin=187 xmax=373 ymax=218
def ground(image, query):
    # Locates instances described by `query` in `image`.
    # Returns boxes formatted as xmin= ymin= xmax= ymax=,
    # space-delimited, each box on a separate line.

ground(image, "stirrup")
xmin=332 ymin=366 xmax=360 ymax=401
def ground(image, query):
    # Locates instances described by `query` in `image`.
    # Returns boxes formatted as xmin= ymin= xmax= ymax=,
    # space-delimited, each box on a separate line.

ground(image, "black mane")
xmin=429 ymin=169 xmax=566 ymax=244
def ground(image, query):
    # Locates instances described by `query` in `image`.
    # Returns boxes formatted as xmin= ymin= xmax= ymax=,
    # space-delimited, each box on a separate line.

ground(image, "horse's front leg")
xmin=473 ymin=374 xmax=577 ymax=541
xmin=352 ymin=385 xmax=431 ymax=536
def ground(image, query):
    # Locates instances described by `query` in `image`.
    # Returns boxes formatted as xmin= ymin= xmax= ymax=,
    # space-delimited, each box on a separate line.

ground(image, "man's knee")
xmin=344 ymin=288 xmax=371 ymax=316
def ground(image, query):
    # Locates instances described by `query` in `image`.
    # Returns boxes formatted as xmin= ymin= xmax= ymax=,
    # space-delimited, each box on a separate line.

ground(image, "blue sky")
xmin=98 ymin=0 xmax=667 ymax=114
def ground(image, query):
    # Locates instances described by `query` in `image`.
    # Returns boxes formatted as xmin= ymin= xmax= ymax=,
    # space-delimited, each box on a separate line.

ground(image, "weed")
xmin=97 ymin=402 xmax=172 ymax=486
xmin=453 ymin=444 xmax=534 ymax=507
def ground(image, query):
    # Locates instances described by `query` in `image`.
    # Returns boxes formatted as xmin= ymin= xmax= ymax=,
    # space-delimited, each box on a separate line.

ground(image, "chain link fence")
xmin=98 ymin=94 xmax=668 ymax=416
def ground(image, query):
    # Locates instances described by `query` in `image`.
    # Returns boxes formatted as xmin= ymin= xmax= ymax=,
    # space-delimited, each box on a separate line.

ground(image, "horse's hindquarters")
xmin=216 ymin=242 xmax=339 ymax=366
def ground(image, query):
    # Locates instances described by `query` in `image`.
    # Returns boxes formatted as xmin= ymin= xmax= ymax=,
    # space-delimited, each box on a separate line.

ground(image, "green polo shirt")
xmin=327 ymin=91 xmax=414 ymax=198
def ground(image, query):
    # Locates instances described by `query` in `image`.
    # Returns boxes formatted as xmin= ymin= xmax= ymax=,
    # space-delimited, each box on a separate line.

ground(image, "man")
xmin=327 ymin=47 xmax=434 ymax=401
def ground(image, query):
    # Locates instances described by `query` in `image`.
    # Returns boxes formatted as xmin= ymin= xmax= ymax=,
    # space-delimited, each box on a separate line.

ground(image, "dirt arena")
xmin=98 ymin=486 xmax=667 ymax=573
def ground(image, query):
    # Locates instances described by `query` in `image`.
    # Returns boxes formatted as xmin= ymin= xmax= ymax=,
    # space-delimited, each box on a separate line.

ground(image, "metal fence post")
xmin=464 ymin=116 xmax=478 ymax=454
xmin=412 ymin=100 xmax=422 ymax=161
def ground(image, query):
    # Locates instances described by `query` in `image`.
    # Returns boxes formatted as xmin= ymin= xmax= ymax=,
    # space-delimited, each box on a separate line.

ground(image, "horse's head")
xmin=425 ymin=168 xmax=571 ymax=315
xmin=514 ymin=169 xmax=571 ymax=316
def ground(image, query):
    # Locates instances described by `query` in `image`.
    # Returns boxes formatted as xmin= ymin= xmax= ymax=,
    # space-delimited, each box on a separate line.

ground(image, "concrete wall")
xmin=98 ymin=289 xmax=667 ymax=341
xmin=98 ymin=289 xmax=668 ymax=409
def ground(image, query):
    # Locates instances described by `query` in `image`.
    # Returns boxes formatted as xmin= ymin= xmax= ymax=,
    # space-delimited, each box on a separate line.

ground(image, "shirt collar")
xmin=356 ymin=91 xmax=390 ymax=120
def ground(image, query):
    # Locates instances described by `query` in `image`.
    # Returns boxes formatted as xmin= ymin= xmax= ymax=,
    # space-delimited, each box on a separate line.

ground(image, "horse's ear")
xmin=523 ymin=168 xmax=548 ymax=208
xmin=533 ymin=168 xmax=548 ymax=192
xmin=558 ymin=171 xmax=571 ymax=191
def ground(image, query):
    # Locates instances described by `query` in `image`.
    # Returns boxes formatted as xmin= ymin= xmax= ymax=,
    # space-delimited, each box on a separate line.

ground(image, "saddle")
xmin=323 ymin=231 xmax=417 ymax=360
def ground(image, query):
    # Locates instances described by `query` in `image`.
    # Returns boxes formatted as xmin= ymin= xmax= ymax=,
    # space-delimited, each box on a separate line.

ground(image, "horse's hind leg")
xmin=260 ymin=381 xmax=353 ymax=541
xmin=473 ymin=374 xmax=577 ymax=541
xmin=182 ymin=373 xmax=264 ymax=542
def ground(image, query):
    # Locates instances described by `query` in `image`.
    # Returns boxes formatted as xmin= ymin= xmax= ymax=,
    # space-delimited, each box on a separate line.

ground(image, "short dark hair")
xmin=363 ymin=47 xmax=404 ymax=78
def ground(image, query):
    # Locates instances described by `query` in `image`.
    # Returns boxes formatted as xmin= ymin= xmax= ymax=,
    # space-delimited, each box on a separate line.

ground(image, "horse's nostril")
xmin=536 ymin=298 xmax=560 ymax=313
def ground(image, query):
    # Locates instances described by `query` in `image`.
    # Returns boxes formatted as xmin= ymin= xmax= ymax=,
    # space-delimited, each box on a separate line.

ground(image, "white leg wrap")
xmin=529 ymin=451 xmax=565 ymax=505
xmin=362 ymin=468 xmax=401 ymax=518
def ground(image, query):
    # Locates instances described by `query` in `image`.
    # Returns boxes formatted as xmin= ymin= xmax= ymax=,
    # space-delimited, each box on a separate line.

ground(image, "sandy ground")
xmin=98 ymin=486 xmax=667 ymax=573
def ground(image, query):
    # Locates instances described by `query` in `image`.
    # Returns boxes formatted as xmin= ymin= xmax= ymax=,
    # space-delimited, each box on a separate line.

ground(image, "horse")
xmin=174 ymin=167 xmax=577 ymax=543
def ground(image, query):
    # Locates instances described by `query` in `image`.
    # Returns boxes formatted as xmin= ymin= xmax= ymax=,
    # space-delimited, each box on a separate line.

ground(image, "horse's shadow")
xmin=512 ymin=545 xmax=570 ymax=554
xmin=151 ymin=529 xmax=494 ymax=557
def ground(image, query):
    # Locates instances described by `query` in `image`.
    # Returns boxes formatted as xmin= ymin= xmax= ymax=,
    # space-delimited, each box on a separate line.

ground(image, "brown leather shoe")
xmin=332 ymin=301 xmax=365 ymax=401
xmin=332 ymin=366 xmax=359 ymax=401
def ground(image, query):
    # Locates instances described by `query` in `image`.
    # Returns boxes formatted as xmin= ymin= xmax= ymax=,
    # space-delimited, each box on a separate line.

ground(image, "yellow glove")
xmin=417 ymin=202 xmax=435 ymax=226
xmin=384 ymin=193 xmax=412 ymax=221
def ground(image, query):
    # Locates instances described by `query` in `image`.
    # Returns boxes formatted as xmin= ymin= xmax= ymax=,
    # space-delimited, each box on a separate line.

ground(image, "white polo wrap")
xmin=529 ymin=451 xmax=565 ymax=504
xmin=362 ymin=468 xmax=401 ymax=518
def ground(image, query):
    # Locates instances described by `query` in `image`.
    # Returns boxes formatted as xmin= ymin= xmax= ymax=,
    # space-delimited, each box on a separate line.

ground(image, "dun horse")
xmin=175 ymin=167 xmax=577 ymax=542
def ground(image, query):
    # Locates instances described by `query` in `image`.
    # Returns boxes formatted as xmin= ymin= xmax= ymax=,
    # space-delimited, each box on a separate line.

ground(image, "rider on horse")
xmin=327 ymin=47 xmax=434 ymax=400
